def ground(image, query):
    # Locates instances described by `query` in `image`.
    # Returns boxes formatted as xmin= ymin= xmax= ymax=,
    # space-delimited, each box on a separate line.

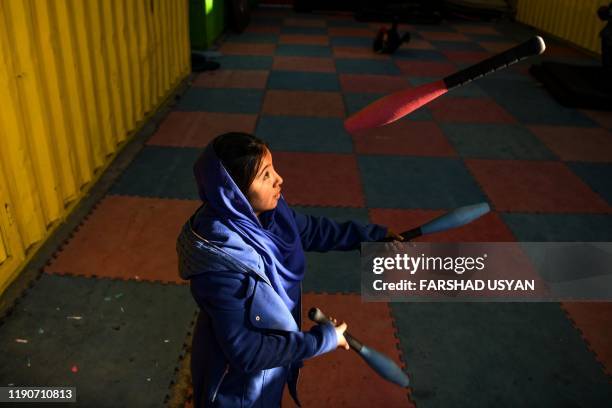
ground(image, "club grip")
xmin=378 ymin=227 xmax=422 ymax=242
xmin=444 ymin=36 xmax=545 ymax=90
xmin=308 ymin=307 xmax=363 ymax=351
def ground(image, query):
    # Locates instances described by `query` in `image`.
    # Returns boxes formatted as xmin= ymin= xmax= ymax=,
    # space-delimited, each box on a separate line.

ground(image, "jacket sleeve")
xmin=291 ymin=209 xmax=388 ymax=252
xmin=190 ymin=271 xmax=338 ymax=374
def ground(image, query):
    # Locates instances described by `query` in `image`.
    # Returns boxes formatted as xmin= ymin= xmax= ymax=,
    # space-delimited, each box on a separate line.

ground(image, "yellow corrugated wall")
xmin=0 ymin=0 xmax=191 ymax=295
xmin=516 ymin=0 xmax=608 ymax=54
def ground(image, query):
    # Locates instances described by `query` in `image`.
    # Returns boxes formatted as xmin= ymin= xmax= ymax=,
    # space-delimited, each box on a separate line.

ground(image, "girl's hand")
xmin=329 ymin=316 xmax=350 ymax=350
xmin=385 ymin=229 xmax=405 ymax=242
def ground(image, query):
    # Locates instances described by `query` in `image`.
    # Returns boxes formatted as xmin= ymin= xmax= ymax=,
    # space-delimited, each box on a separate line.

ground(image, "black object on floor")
xmin=373 ymin=19 xmax=411 ymax=54
xmin=530 ymin=62 xmax=612 ymax=111
xmin=191 ymin=52 xmax=220 ymax=72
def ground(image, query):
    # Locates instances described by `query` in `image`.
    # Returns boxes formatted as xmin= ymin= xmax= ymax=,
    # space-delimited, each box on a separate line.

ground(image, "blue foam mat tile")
xmin=478 ymin=78 xmax=598 ymax=127
xmin=291 ymin=206 xmax=372 ymax=294
xmin=176 ymin=88 xmax=264 ymax=114
xmin=110 ymin=146 xmax=201 ymax=199
xmin=225 ymin=33 xmax=279 ymax=43
xmin=281 ymin=26 xmax=327 ymax=35
xmin=408 ymin=77 xmax=487 ymax=98
xmin=267 ymin=71 xmax=340 ymax=92
xmin=502 ymin=213 xmax=612 ymax=242
xmin=358 ymin=155 xmax=486 ymax=209
xmin=467 ymin=34 xmax=509 ymax=43
xmin=209 ymin=55 xmax=273 ymax=70
xmin=250 ymin=16 xmax=283 ymax=25
xmin=330 ymin=36 xmax=373 ymax=46
xmin=275 ymin=44 xmax=332 ymax=57
xmin=303 ymin=251 xmax=361 ymax=293
xmin=343 ymin=93 xmax=384 ymax=116
xmin=440 ymin=123 xmax=556 ymax=160
xmin=412 ymin=25 xmax=457 ymax=33
xmin=430 ymin=40 xmax=486 ymax=51
xmin=0 ymin=274 xmax=197 ymax=407
xmin=393 ymin=49 xmax=449 ymax=61
xmin=256 ymin=116 xmax=353 ymax=153
xmin=391 ymin=302 xmax=612 ymax=408
xmin=343 ymin=93 xmax=432 ymax=120
xmin=567 ymin=163 xmax=612 ymax=206
xmin=335 ymin=58 xmax=400 ymax=75
xmin=327 ymin=19 xmax=370 ymax=28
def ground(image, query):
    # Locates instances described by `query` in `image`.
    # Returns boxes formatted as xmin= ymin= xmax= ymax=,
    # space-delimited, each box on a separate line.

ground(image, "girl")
xmin=177 ymin=133 xmax=400 ymax=407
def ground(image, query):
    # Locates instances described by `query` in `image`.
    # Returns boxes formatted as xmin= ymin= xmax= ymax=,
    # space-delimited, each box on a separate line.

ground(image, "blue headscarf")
xmin=192 ymin=143 xmax=304 ymax=311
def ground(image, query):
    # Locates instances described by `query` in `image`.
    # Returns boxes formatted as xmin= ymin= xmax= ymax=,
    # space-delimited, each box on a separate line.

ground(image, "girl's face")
xmin=247 ymin=148 xmax=283 ymax=216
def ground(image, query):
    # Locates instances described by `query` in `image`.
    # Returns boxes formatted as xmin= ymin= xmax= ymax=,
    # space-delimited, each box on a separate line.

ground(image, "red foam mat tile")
xmin=352 ymin=120 xmax=457 ymax=157
xmin=273 ymin=152 xmax=365 ymax=207
xmin=528 ymin=125 xmax=612 ymax=162
xmin=279 ymin=34 xmax=329 ymax=46
xmin=580 ymin=109 xmax=612 ymax=130
xmin=561 ymin=302 xmax=612 ymax=376
xmin=339 ymin=74 xmax=411 ymax=94
xmin=395 ymin=60 xmax=458 ymax=77
xmin=442 ymin=50 xmax=492 ymax=63
xmin=219 ymin=43 xmax=276 ymax=56
xmin=45 ymin=196 xmax=200 ymax=283
xmin=282 ymin=293 xmax=414 ymax=407
xmin=465 ymin=159 xmax=611 ymax=213
xmin=283 ymin=17 xmax=327 ymax=28
xmin=328 ymin=27 xmax=375 ymax=37
xmin=245 ymin=25 xmax=281 ymax=34
xmin=192 ymin=70 xmax=269 ymax=89
xmin=146 ymin=111 xmax=257 ymax=148
xmin=263 ymin=90 xmax=345 ymax=117
xmin=405 ymin=39 xmax=436 ymax=50
xmin=272 ymin=56 xmax=336 ymax=73
xmin=429 ymin=97 xmax=516 ymax=124
xmin=333 ymin=46 xmax=390 ymax=60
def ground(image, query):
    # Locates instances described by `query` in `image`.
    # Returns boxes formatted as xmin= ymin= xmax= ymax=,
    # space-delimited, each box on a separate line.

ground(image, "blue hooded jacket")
xmin=177 ymin=144 xmax=387 ymax=407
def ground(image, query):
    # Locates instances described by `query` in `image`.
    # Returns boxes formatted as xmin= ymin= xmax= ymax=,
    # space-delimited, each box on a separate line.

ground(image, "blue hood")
xmin=178 ymin=143 xmax=306 ymax=312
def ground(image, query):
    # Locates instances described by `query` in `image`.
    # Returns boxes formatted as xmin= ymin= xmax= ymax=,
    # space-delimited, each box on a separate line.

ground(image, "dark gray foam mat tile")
xmin=0 ymin=274 xmax=197 ymax=407
xmin=110 ymin=146 xmax=201 ymax=199
xmin=502 ymin=213 xmax=612 ymax=242
xmin=391 ymin=302 xmax=612 ymax=408
xmin=303 ymin=251 xmax=361 ymax=293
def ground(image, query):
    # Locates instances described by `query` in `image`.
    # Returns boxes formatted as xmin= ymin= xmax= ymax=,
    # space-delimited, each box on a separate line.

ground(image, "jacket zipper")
xmin=210 ymin=363 xmax=229 ymax=404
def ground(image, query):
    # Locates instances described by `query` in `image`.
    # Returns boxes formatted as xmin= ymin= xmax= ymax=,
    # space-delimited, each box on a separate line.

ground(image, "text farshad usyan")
xmin=373 ymin=279 xmax=536 ymax=291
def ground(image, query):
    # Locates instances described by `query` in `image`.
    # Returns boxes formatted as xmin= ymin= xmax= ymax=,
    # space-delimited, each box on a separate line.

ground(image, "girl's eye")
xmin=263 ymin=172 xmax=269 ymax=179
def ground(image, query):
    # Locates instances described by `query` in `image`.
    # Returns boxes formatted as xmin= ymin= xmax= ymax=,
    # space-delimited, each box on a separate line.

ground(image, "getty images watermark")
xmin=361 ymin=242 xmax=612 ymax=302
